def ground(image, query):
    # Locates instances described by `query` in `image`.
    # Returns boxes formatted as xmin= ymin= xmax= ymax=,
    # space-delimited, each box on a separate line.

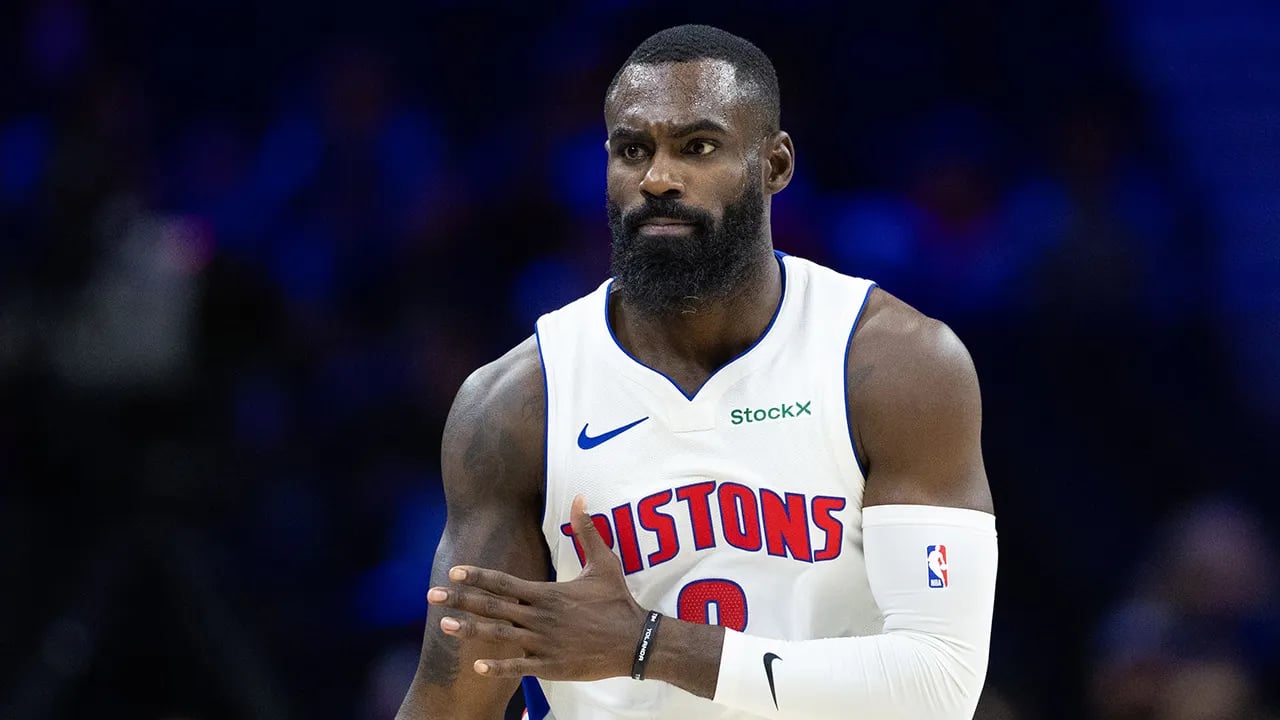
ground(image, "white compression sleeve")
xmin=712 ymin=504 xmax=997 ymax=720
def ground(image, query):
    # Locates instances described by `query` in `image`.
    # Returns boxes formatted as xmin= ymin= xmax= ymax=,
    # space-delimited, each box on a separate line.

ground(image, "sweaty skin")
xmin=396 ymin=58 xmax=992 ymax=719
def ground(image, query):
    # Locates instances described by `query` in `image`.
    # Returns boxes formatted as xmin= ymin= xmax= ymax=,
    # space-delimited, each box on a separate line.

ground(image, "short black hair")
xmin=606 ymin=24 xmax=781 ymax=133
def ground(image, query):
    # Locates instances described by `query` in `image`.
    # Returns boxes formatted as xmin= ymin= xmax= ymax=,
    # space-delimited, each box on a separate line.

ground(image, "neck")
xmin=610 ymin=248 xmax=783 ymax=393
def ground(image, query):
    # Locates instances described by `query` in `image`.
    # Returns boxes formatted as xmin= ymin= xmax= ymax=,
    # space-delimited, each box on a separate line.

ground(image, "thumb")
xmin=570 ymin=495 xmax=614 ymax=569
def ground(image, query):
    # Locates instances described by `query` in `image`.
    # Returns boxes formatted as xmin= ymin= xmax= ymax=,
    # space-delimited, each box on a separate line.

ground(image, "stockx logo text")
xmin=729 ymin=401 xmax=812 ymax=425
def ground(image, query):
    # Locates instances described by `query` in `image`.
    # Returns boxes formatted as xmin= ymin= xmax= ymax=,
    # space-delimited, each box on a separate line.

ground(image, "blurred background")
xmin=1 ymin=0 xmax=1278 ymax=718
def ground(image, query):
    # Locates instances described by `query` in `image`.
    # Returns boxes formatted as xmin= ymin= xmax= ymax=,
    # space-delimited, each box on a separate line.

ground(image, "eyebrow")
xmin=609 ymin=118 xmax=730 ymax=144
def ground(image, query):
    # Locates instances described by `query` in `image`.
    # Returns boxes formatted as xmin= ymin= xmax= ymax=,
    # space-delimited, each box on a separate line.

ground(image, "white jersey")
xmin=529 ymin=253 xmax=879 ymax=720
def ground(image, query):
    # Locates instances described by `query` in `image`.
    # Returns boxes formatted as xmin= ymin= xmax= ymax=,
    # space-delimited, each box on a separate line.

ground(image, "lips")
xmin=637 ymin=218 xmax=697 ymax=236
xmin=620 ymin=201 xmax=711 ymax=237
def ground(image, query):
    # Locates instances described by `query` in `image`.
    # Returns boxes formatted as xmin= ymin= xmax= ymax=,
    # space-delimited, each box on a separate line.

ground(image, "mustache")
xmin=620 ymin=197 xmax=714 ymax=234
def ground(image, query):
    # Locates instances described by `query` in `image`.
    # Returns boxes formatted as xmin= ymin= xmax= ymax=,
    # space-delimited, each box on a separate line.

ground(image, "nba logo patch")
xmin=927 ymin=545 xmax=949 ymax=588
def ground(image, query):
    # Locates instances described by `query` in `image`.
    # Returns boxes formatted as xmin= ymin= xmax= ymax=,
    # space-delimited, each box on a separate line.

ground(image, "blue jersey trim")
xmin=843 ymin=284 xmax=878 ymax=478
xmin=522 ymin=676 xmax=551 ymax=719
xmin=534 ymin=326 xmax=551 ymax=529
xmin=603 ymin=252 xmax=788 ymax=401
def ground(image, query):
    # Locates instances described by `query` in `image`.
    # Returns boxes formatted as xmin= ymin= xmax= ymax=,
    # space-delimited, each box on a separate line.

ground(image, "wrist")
xmin=630 ymin=610 xmax=664 ymax=680
xmin=643 ymin=616 xmax=725 ymax=698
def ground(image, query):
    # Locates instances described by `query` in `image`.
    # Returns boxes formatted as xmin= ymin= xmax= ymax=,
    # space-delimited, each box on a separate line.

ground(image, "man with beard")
xmin=398 ymin=24 xmax=997 ymax=720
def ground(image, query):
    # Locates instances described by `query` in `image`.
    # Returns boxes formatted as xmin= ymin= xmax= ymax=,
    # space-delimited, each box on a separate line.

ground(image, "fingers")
xmin=444 ymin=565 xmax=542 ymax=602
xmin=569 ymin=494 xmax=613 ymax=567
xmin=439 ymin=613 xmax=541 ymax=648
xmin=473 ymin=656 xmax=541 ymax=679
xmin=427 ymin=584 xmax=536 ymax=626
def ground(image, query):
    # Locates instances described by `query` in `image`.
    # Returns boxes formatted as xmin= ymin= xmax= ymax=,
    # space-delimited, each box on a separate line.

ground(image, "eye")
xmin=685 ymin=140 xmax=718 ymax=156
xmin=621 ymin=144 xmax=650 ymax=161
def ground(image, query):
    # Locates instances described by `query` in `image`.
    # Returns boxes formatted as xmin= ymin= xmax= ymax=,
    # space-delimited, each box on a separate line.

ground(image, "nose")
xmin=638 ymin=151 xmax=685 ymax=198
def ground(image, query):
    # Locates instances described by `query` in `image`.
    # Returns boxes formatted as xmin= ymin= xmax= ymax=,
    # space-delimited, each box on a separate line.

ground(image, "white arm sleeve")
xmin=711 ymin=504 xmax=997 ymax=720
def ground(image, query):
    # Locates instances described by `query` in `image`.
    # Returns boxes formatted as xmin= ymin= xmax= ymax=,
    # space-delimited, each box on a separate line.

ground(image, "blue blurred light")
xmin=354 ymin=484 xmax=447 ymax=628
xmin=378 ymin=109 xmax=442 ymax=206
xmin=828 ymin=193 xmax=916 ymax=276
xmin=271 ymin=222 xmax=338 ymax=306
xmin=0 ymin=116 xmax=50 ymax=207
xmin=552 ymin=128 xmax=607 ymax=218
xmin=255 ymin=112 xmax=324 ymax=205
xmin=512 ymin=255 xmax=591 ymax=329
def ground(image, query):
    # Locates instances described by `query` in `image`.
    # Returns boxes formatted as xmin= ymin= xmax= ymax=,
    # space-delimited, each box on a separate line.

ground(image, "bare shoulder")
xmin=452 ymin=335 xmax=545 ymax=420
xmin=847 ymin=289 xmax=991 ymax=512
xmin=443 ymin=335 xmax=546 ymax=509
xmin=849 ymin=288 xmax=978 ymax=398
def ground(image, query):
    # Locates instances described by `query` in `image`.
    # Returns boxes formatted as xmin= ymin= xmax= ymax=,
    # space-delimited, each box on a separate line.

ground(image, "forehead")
xmin=606 ymin=59 xmax=753 ymax=132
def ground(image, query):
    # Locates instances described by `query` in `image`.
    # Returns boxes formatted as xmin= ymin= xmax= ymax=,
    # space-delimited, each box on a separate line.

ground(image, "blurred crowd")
xmin=0 ymin=1 xmax=1276 ymax=718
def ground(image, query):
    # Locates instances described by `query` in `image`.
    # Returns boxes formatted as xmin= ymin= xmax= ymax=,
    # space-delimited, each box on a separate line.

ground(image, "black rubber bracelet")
xmin=630 ymin=610 xmax=663 ymax=681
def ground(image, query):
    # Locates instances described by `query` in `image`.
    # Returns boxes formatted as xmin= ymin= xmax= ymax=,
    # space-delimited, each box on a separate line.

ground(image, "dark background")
xmin=1 ymin=1 xmax=1278 ymax=718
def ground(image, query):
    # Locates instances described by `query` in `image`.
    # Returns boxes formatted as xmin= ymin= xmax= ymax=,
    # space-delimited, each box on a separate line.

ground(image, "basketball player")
xmin=397 ymin=24 xmax=997 ymax=720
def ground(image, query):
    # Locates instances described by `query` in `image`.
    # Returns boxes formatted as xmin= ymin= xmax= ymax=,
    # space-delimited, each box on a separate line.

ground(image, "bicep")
xmin=399 ymin=343 xmax=550 ymax=719
xmin=854 ymin=314 xmax=993 ymax=513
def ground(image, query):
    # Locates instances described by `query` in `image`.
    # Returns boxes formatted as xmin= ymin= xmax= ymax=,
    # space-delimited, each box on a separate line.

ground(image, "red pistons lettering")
xmin=761 ymin=489 xmax=813 ymax=561
xmin=638 ymin=490 xmax=679 ymax=566
xmin=560 ymin=482 xmax=847 ymax=574
xmin=610 ymin=503 xmax=644 ymax=574
xmin=718 ymin=482 xmax=763 ymax=552
xmin=675 ymin=481 xmax=717 ymax=549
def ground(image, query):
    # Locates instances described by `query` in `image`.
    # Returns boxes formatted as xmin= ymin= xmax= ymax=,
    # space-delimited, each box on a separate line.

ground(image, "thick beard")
xmin=607 ymin=175 xmax=766 ymax=317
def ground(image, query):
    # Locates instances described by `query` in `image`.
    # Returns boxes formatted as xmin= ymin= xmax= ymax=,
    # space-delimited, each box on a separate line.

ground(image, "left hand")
xmin=427 ymin=495 xmax=648 ymax=681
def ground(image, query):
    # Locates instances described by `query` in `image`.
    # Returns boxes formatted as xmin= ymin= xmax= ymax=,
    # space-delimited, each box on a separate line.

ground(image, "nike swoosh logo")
xmin=577 ymin=417 xmax=649 ymax=450
xmin=763 ymin=652 xmax=782 ymax=709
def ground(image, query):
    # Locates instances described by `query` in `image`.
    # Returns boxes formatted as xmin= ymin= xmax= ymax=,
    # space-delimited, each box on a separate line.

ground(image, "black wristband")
xmin=630 ymin=610 xmax=663 ymax=681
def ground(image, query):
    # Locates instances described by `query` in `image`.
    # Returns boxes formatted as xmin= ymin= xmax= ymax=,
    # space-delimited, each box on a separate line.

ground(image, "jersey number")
xmin=677 ymin=579 xmax=748 ymax=631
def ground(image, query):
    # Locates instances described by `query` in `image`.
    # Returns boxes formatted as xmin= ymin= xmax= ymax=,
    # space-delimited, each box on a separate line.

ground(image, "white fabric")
xmin=713 ymin=504 xmax=998 ymax=720
xmin=533 ymin=254 xmax=878 ymax=718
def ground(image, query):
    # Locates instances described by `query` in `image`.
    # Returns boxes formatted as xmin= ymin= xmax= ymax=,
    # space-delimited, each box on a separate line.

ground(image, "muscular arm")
xmin=851 ymin=288 xmax=994 ymax=513
xmin=396 ymin=337 xmax=550 ymax=720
